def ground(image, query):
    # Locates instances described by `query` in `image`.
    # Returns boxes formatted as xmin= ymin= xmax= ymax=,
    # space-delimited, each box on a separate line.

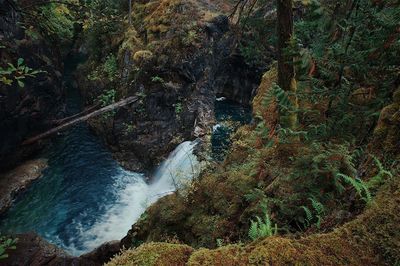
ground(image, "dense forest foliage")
xmin=0 ymin=0 xmax=399 ymax=265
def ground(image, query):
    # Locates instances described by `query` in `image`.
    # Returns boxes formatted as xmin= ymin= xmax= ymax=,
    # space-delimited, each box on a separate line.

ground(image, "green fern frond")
xmin=248 ymin=213 xmax=278 ymax=241
xmin=301 ymin=206 xmax=312 ymax=226
xmin=316 ymin=215 xmax=322 ymax=229
xmin=309 ymin=197 xmax=324 ymax=215
xmin=248 ymin=220 xmax=259 ymax=241
xmin=367 ymin=156 xmax=393 ymax=189
xmin=262 ymin=83 xmax=294 ymax=112
xmin=337 ymin=173 xmax=372 ymax=204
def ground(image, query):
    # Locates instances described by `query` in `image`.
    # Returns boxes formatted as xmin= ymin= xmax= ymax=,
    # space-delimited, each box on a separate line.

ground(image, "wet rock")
xmin=0 ymin=232 xmax=74 ymax=266
xmin=0 ymin=159 xmax=48 ymax=216
xmin=80 ymin=240 xmax=121 ymax=264
xmin=1 ymin=233 xmax=120 ymax=266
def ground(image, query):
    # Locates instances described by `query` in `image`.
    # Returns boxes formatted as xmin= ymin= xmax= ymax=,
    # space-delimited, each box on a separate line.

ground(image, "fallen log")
xmin=22 ymin=96 xmax=138 ymax=146
xmin=51 ymin=104 xmax=100 ymax=126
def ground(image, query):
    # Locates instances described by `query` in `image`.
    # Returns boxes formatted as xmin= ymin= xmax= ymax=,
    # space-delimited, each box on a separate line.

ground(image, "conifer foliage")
xmin=241 ymin=0 xmax=400 ymax=233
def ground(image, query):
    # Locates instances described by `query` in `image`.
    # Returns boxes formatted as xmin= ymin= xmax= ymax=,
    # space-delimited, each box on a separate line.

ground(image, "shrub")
xmin=0 ymin=235 xmax=17 ymax=260
xmin=98 ymin=89 xmax=116 ymax=107
xmin=0 ymin=58 xmax=44 ymax=88
xmin=103 ymin=54 xmax=118 ymax=81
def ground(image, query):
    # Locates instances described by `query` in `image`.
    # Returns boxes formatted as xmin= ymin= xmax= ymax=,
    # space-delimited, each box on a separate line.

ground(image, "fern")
xmin=310 ymin=197 xmax=324 ymax=228
xmin=309 ymin=197 xmax=324 ymax=215
xmin=367 ymin=156 xmax=393 ymax=189
xmin=245 ymin=188 xmax=265 ymax=202
xmin=277 ymin=128 xmax=308 ymax=141
xmin=248 ymin=220 xmax=259 ymax=241
xmin=248 ymin=212 xmax=278 ymax=241
xmin=262 ymin=83 xmax=294 ymax=112
xmin=216 ymin=238 xmax=224 ymax=247
xmin=254 ymin=121 xmax=270 ymax=141
xmin=300 ymin=206 xmax=312 ymax=227
xmin=337 ymin=173 xmax=372 ymax=204
xmin=300 ymin=197 xmax=325 ymax=229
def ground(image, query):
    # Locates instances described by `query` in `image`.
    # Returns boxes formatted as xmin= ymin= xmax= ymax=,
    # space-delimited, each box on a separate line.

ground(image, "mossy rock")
xmin=133 ymin=50 xmax=154 ymax=65
xmin=252 ymin=67 xmax=278 ymax=128
xmin=106 ymin=243 xmax=194 ymax=266
xmin=118 ymin=28 xmax=143 ymax=58
xmin=370 ymin=90 xmax=400 ymax=156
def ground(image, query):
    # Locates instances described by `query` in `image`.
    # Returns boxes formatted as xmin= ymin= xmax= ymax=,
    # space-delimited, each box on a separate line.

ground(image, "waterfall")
xmin=73 ymin=140 xmax=200 ymax=254
xmin=149 ymin=140 xmax=200 ymax=200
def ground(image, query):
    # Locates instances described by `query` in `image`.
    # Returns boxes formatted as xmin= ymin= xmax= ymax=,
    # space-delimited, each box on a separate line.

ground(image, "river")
xmin=0 ymin=57 xmax=200 ymax=255
xmin=0 ymin=57 xmax=250 ymax=256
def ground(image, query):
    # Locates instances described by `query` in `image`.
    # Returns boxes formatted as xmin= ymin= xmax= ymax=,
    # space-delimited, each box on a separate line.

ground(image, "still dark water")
xmin=212 ymin=98 xmax=252 ymax=161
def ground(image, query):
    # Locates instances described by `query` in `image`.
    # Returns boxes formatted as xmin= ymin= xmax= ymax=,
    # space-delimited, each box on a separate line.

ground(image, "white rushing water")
xmin=72 ymin=140 xmax=200 ymax=254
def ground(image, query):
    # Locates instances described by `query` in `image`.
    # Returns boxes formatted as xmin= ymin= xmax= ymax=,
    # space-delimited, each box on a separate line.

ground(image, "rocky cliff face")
xmin=0 ymin=0 xmax=65 ymax=171
xmin=78 ymin=0 xmax=263 ymax=171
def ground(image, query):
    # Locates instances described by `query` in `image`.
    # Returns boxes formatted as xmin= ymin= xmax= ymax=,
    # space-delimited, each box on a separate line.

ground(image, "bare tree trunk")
xmin=129 ymin=0 xmax=132 ymax=25
xmin=277 ymin=0 xmax=298 ymax=130
xmin=277 ymin=0 xmax=294 ymax=92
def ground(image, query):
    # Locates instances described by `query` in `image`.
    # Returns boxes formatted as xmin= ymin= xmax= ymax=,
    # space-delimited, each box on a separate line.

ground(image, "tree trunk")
xmin=277 ymin=0 xmax=298 ymax=130
xmin=129 ymin=0 xmax=132 ymax=25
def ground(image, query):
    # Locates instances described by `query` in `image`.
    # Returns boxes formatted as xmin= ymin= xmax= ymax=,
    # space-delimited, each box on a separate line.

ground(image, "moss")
xmin=370 ymin=89 xmax=400 ymax=157
xmin=108 ymin=5 xmax=400 ymax=256
xmin=106 ymin=243 xmax=194 ymax=266
xmin=188 ymin=175 xmax=400 ymax=265
xmin=118 ymin=27 xmax=143 ymax=59
xmin=252 ymin=67 xmax=278 ymax=128
xmin=133 ymin=50 xmax=154 ymax=65
xmin=188 ymin=245 xmax=248 ymax=265
xmin=114 ymin=66 xmax=400 ymax=265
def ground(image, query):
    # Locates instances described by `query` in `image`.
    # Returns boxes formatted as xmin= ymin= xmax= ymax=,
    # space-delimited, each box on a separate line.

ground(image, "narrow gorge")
xmin=0 ymin=0 xmax=399 ymax=265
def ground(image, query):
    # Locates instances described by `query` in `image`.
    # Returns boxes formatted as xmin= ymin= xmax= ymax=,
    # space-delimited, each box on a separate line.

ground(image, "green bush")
xmin=0 ymin=235 xmax=17 ymax=260
xmin=98 ymin=89 xmax=116 ymax=107
xmin=103 ymin=54 xmax=118 ymax=81
xmin=88 ymin=54 xmax=118 ymax=82
xmin=0 ymin=58 xmax=44 ymax=88
xmin=37 ymin=4 xmax=74 ymax=42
